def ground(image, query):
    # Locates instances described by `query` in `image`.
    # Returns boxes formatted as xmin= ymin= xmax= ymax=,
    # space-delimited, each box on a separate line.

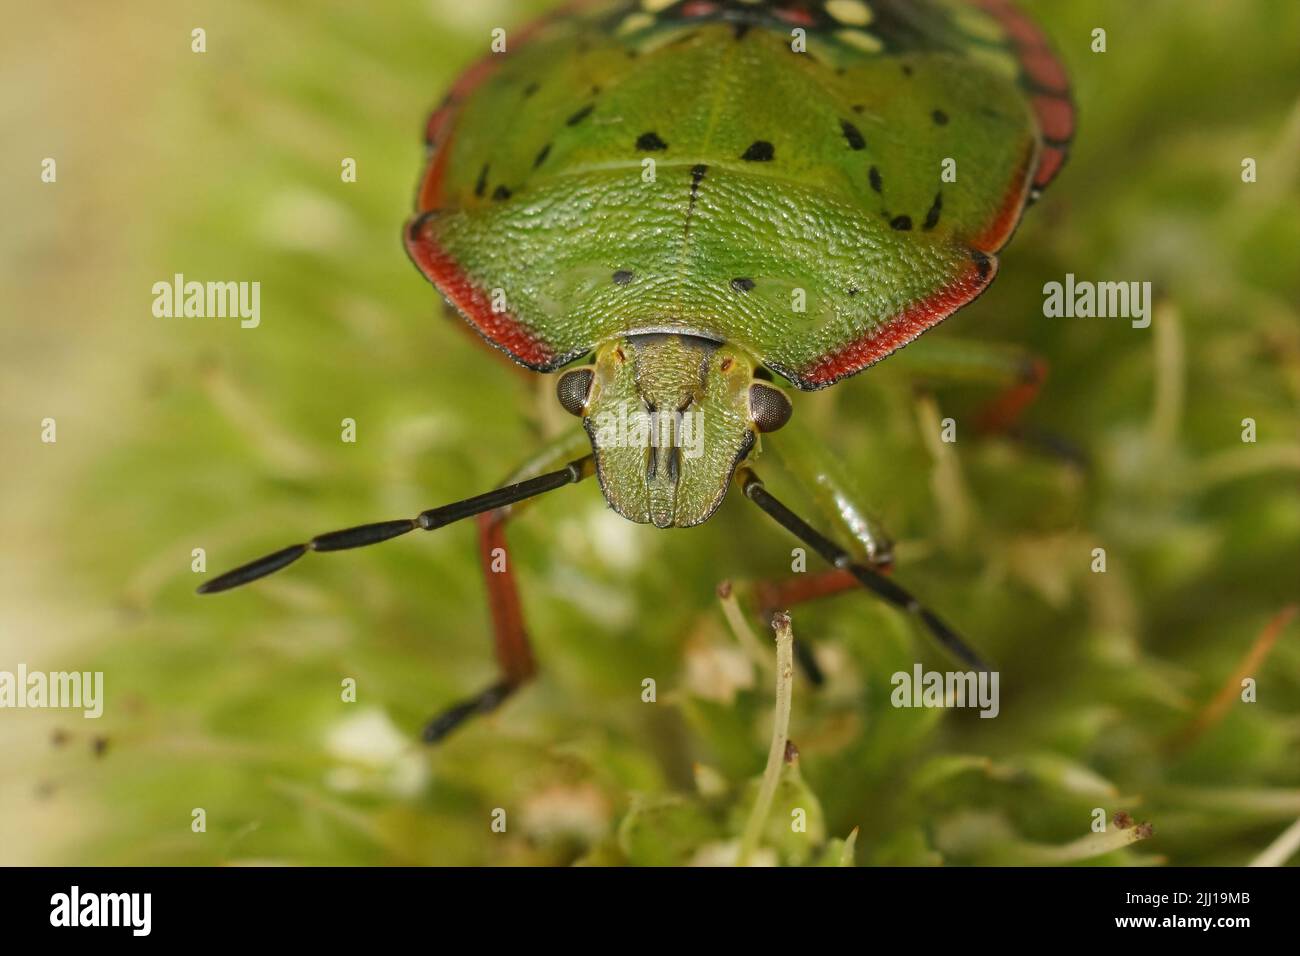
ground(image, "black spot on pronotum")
xmin=932 ymin=109 xmax=949 ymax=126
xmin=840 ymin=120 xmax=866 ymax=151
xmin=474 ymin=163 xmax=490 ymax=198
xmin=533 ymin=143 xmax=552 ymax=169
xmin=902 ymin=63 xmax=914 ymax=77
xmin=612 ymin=270 xmax=634 ymax=285
xmin=890 ymin=215 xmax=913 ymax=231
xmin=971 ymin=249 xmax=992 ymax=280
xmin=923 ymin=192 xmax=943 ymax=230
xmin=522 ymin=81 xmax=540 ymax=98
xmin=731 ymin=277 xmax=756 ymax=293
xmin=636 ymin=131 xmax=668 ymax=151
xmin=567 ymin=104 xmax=595 ymax=126
xmin=869 ymin=166 xmax=883 ymax=193
xmin=741 ymin=141 xmax=775 ymax=162
xmin=852 ymin=104 xmax=866 ymax=114
xmin=492 ymin=185 xmax=513 ymax=201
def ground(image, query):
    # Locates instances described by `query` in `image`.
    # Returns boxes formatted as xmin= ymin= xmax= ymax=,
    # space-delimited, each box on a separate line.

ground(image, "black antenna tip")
xmin=196 ymin=543 xmax=309 ymax=595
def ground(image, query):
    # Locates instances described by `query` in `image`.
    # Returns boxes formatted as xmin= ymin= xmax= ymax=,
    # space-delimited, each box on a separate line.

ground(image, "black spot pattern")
xmin=923 ymin=192 xmax=943 ymax=231
xmin=741 ymin=141 xmax=775 ymax=162
xmin=566 ymin=104 xmax=595 ymax=126
xmin=637 ymin=131 xmax=668 ymax=151
xmin=869 ymin=166 xmax=883 ymax=193
xmin=840 ymin=120 xmax=866 ymax=151
xmin=492 ymin=185 xmax=513 ymax=201
xmin=731 ymin=277 xmax=756 ymax=293
xmin=890 ymin=215 xmax=913 ymax=231
xmin=533 ymin=143 xmax=552 ymax=169
xmin=474 ymin=163 xmax=489 ymax=199
xmin=932 ymin=109 xmax=949 ymax=126
xmin=613 ymin=270 xmax=634 ymax=285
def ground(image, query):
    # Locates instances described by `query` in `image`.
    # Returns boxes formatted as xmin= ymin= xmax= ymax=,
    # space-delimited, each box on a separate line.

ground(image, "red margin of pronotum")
xmin=403 ymin=5 xmax=595 ymax=370
xmin=798 ymin=254 xmax=999 ymax=388
xmin=406 ymin=214 xmax=556 ymax=367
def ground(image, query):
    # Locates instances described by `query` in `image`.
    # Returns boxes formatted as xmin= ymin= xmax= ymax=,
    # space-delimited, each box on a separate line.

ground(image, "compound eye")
xmin=749 ymin=381 xmax=793 ymax=433
xmin=556 ymin=368 xmax=595 ymax=417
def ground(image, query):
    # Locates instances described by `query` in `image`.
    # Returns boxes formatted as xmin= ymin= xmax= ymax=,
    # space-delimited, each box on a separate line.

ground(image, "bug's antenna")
xmin=197 ymin=457 xmax=595 ymax=595
xmin=737 ymin=467 xmax=991 ymax=672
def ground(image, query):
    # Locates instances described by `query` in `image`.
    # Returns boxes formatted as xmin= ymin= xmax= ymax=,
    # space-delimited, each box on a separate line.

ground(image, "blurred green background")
xmin=2 ymin=0 xmax=1298 ymax=866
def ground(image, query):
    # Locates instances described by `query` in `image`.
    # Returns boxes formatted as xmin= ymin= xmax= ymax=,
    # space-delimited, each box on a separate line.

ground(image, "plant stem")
xmin=718 ymin=580 xmax=775 ymax=678
xmin=1249 ymin=814 xmax=1300 ymax=867
xmin=737 ymin=611 xmax=795 ymax=866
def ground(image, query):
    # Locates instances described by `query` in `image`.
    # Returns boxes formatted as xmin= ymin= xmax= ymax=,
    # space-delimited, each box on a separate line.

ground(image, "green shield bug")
xmin=201 ymin=0 xmax=1074 ymax=741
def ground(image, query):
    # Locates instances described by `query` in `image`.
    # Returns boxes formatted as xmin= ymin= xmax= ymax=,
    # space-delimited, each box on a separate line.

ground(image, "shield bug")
xmin=201 ymin=0 xmax=1074 ymax=741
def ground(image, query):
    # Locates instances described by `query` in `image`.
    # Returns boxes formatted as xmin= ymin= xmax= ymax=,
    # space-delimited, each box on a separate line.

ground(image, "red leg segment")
xmin=477 ymin=509 xmax=537 ymax=685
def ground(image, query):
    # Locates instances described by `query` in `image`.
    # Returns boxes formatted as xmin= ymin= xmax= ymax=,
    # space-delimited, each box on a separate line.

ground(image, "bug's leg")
xmin=764 ymin=424 xmax=895 ymax=569
xmin=885 ymin=337 xmax=1081 ymax=463
xmin=744 ymin=569 xmax=857 ymax=685
xmin=422 ymin=431 xmax=595 ymax=743
xmin=197 ymin=430 xmax=594 ymax=741
xmin=736 ymin=428 xmax=897 ymax=683
xmin=736 ymin=465 xmax=991 ymax=673
xmin=753 ymin=569 xmax=860 ymax=619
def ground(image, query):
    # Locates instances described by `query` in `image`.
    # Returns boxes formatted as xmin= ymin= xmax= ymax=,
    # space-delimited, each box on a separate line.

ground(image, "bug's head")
xmin=555 ymin=334 xmax=792 ymax=528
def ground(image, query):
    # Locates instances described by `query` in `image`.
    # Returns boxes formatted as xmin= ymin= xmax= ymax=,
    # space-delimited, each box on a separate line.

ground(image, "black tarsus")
xmin=739 ymin=469 xmax=991 ymax=672
xmin=422 ymin=681 xmax=514 ymax=743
